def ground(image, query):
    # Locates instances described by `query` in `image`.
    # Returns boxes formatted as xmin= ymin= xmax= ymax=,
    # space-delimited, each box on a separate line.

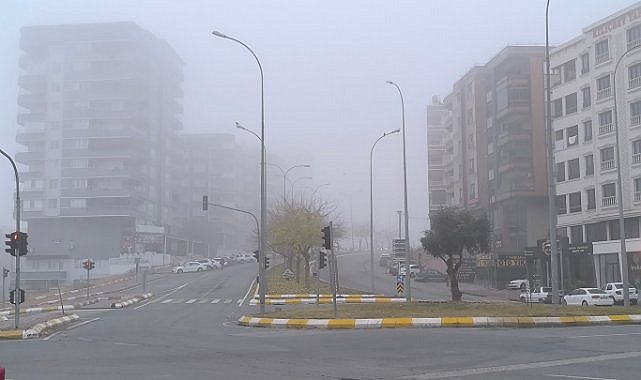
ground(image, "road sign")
xmin=281 ymin=269 xmax=295 ymax=280
xmin=392 ymin=239 xmax=407 ymax=257
xmin=396 ymin=281 xmax=404 ymax=294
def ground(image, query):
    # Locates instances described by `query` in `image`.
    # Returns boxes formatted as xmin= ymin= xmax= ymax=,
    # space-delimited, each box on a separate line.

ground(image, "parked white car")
xmin=507 ymin=279 xmax=529 ymax=290
xmin=563 ymin=288 xmax=614 ymax=306
xmin=400 ymin=264 xmax=420 ymax=278
xmin=172 ymin=261 xmax=207 ymax=273
xmin=603 ymin=282 xmax=639 ymax=305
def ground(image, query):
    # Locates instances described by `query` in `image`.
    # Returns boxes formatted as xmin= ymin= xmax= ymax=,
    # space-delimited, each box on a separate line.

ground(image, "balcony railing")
xmin=601 ymin=159 xmax=616 ymax=170
xmin=596 ymin=53 xmax=610 ymax=65
xmin=597 ymin=87 xmax=612 ymax=100
xmin=599 ymin=123 xmax=615 ymax=135
xmin=633 ymin=153 xmax=641 ymax=164
xmin=602 ymin=196 xmax=617 ymax=207
xmin=635 ymin=191 xmax=641 ymax=202
xmin=630 ymin=76 xmax=641 ymax=90
xmin=628 ymin=39 xmax=641 ymax=51
xmin=632 ymin=115 xmax=641 ymax=126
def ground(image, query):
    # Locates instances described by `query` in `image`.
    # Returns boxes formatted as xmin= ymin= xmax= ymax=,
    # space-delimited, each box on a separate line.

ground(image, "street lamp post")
xmin=370 ymin=129 xmax=401 ymax=292
xmin=290 ymin=176 xmax=312 ymax=203
xmin=310 ymin=183 xmax=330 ymax=200
xmin=265 ymin=163 xmax=311 ymax=202
xmin=0 ymin=148 xmax=21 ymax=328
xmin=386 ymin=80 xmax=411 ymax=302
xmin=545 ymin=0 xmax=561 ymax=306
xmin=611 ymin=44 xmax=640 ymax=308
xmin=212 ymin=30 xmax=266 ymax=314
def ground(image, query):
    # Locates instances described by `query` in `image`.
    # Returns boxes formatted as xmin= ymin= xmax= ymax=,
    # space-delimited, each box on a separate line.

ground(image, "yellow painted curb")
xmin=0 ymin=330 xmax=24 ymax=339
xmin=609 ymin=314 xmax=632 ymax=324
xmin=286 ymin=319 xmax=309 ymax=328
xmin=572 ymin=316 xmax=591 ymax=325
xmin=327 ymin=319 xmax=356 ymax=329
xmin=517 ymin=317 xmax=535 ymax=327
xmin=381 ymin=318 xmax=412 ymax=327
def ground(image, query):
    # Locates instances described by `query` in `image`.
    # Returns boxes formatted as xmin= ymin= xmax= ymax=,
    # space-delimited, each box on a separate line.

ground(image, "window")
xmin=600 ymin=147 xmax=615 ymax=170
xmin=570 ymin=225 xmax=583 ymax=243
xmin=631 ymin=100 xmax=641 ymax=126
xmin=569 ymin=192 xmax=582 ymax=213
xmin=581 ymin=53 xmax=590 ymax=74
xmin=628 ymin=24 xmax=641 ymax=50
xmin=587 ymin=188 xmax=596 ymax=210
xmin=551 ymin=66 xmax=562 ymax=87
xmin=60 ymin=199 xmax=86 ymax=209
xmin=633 ymin=139 xmax=641 ymax=164
xmin=552 ymin=98 xmax=563 ymax=117
xmin=556 ymin=162 xmax=566 ymax=182
xmin=582 ymin=86 xmax=591 ymax=108
xmin=555 ymin=129 xmax=564 ymax=150
xmin=595 ymin=39 xmax=610 ymax=64
xmin=469 ymin=158 xmax=474 ymax=174
xmin=598 ymin=110 xmax=614 ymax=134
xmin=568 ymin=158 xmax=580 ymax=179
xmin=47 ymin=199 xmax=58 ymax=209
xmin=48 ymin=179 xmax=58 ymax=189
xmin=602 ymin=183 xmax=616 ymax=206
xmin=557 ymin=194 xmax=567 ymax=214
xmin=597 ymin=74 xmax=612 ymax=99
xmin=566 ymin=125 xmax=578 ymax=146
xmin=565 ymin=93 xmax=577 ymax=114
xmin=587 ymin=221 xmax=607 ymax=242
xmin=470 ymin=183 xmax=476 ymax=199
xmin=563 ymin=59 xmax=576 ymax=82
xmin=629 ymin=63 xmax=641 ymax=89
xmin=49 ymin=140 xmax=59 ymax=150
xmin=585 ymin=154 xmax=594 ymax=176
xmin=635 ymin=178 xmax=641 ymax=202
xmin=584 ymin=120 xmax=593 ymax=142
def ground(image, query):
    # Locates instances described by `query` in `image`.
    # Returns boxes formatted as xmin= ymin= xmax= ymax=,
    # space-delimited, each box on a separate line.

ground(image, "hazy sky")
xmin=0 ymin=0 xmax=638 ymax=246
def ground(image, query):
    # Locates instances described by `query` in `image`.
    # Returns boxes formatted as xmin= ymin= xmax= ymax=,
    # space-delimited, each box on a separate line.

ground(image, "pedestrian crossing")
xmin=157 ymin=297 xmax=242 ymax=305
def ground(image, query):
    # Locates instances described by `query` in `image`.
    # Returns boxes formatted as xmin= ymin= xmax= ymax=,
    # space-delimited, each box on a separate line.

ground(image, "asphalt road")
xmin=328 ymin=252 xmax=512 ymax=302
xmin=2 ymin=259 xmax=641 ymax=379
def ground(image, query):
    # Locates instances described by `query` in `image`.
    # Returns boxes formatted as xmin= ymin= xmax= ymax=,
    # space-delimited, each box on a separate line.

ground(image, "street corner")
xmin=110 ymin=293 xmax=153 ymax=309
xmin=0 ymin=313 xmax=80 ymax=340
xmin=237 ymin=314 xmax=641 ymax=330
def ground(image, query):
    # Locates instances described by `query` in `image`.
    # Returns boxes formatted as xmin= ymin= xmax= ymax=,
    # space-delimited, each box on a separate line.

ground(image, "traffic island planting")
xmin=262 ymin=263 xmax=364 ymax=296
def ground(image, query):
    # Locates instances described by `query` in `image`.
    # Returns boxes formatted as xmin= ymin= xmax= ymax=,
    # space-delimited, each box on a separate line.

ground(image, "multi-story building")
xmin=427 ymin=96 xmax=450 ymax=214
xmin=16 ymin=22 xmax=184 ymax=272
xmin=551 ymin=1 xmax=641 ymax=288
xmin=431 ymin=46 xmax=549 ymax=287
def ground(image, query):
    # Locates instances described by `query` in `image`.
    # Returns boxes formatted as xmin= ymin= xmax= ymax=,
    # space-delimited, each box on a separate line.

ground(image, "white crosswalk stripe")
xmin=198 ymin=299 xmax=209 ymax=304
xmin=185 ymin=298 xmax=197 ymax=304
xmin=153 ymin=297 xmax=243 ymax=305
xmin=223 ymin=299 xmax=232 ymax=304
xmin=161 ymin=299 xmax=173 ymax=304
xmin=211 ymin=299 xmax=221 ymax=304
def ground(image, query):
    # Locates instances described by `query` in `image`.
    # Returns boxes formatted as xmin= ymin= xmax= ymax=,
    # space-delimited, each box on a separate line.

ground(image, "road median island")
xmin=0 ymin=314 xmax=80 ymax=339
xmin=110 ymin=293 xmax=153 ymax=309
xmin=238 ymin=302 xmax=641 ymax=329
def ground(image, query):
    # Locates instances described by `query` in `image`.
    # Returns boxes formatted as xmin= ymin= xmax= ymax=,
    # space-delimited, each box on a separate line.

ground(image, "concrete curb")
xmin=110 ymin=293 xmax=153 ymax=309
xmin=0 ymin=314 xmax=80 ymax=339
xmin=0 ymin=297 xmax=106 ymax=317
xmin=238 ymin=314 xmax=641 ymax=329
xmin=249 ymin=297 xmax=406 ymax=305
xmin=257 ymin=294 xmax=383 ymax=299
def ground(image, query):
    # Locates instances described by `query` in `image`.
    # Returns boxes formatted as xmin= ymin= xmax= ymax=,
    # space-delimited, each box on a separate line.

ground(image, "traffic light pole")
xmin=2 ymin=268 xmax=5 ymax=307
xmin=1 ymin=148 xmax=21 ymax=328
xmin=86 ymin=266 xmax=90 ymax=301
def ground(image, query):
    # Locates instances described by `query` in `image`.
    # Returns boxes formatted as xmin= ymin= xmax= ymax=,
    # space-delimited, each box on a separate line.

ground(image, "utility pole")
xmin=1 ymin=148 xmax=22 ymax=328
xmin=397 ymin=211 xmax=402 ymax=239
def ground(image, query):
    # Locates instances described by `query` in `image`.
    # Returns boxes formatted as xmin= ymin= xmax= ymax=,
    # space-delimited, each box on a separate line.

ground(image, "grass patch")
xmin=265 ymin=263 xmax=365 ymax=295
xmin=258 ymin=302 xmax=638 ymax=319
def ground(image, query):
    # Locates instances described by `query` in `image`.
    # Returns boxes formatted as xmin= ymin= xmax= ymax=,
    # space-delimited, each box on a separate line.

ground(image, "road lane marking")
xmin=185 ymin=298 xmax=197 ymax=304
xmin=42 ymin=331 xmax=62 ymax=341
xmin=211 ymin=299 xmax=221 ymax=304
xmin=172 ymin=298 xmax=185 ymax=304
xmin=567 ymin=332 xmax=641 ymax=339
xmin=546 ymin=375 xmax=616 ymax=380
xmin=161 ymin=299 xmax=173 ymax=304
xmin=198 ymin=299 xmax=209 ymax=304
xmin=134 ymin=282 xmax=189 ymax=310
xmin=224 ymin=299 xmax=232 ymax=304
xmin=403 ymin=351 xmax=641 ymax=379
xmin=239 ymin=277 xmax=256 ymax=307
xmin=66 ymin=317 xmax=101 ymax=331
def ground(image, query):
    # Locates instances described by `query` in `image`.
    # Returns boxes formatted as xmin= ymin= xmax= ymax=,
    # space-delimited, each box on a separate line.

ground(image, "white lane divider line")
xmin=161 ymin=299 xmax=173 ymax=304
xmin=223 ymin=299 xmax=232 ymax=304
xmin=545 ymin=375 xmax=616 ymax=380
xmin=172 ymin=298 xmax=185 ymax=304
xmin=198 ymin=299 xmax=209 ymax=304
xmin=185 ymin=298 xmax=197 ymax=304
xmin=211 ymin=299 xmax=221 ymax=304
xmin=237 ymin=298 xmax=244 ymax=306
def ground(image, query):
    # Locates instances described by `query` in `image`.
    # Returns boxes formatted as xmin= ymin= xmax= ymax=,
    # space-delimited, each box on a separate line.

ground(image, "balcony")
xmin=633 ymin=153 xmax=641 ymax=164
xmin=630 ymin=76 xmax=641 ymax=90
xmin=20 ymin=189 xmax=44 ymax=199
xmin=15 ymin=151 xmax=45 ymax=164
xmin=60 ymin=187 xmax=144 ymax=199
xmin=16 ymin=112 xmax=46 ymax=126
xmin=597 ymin=87 xmax=612 ymax=100
xmin=59 ymin=206 xmax=132 ymax=217
xmin=602 ymin=196 xmax=617 ymax=207
xmin=635 ymin=191 xmax=641 ymax=202
xmin=496 ymin=129 xmax=531 ymax=147
xmin=632 ymin=115 xmax=641 ymax=127
xmin=62 ymin=126 xmax=146 ymax=140
xmin=60 ymin=166 xmax=145 ymax=180
xmin=599 ymin=123 xmax=615 ymax=135
xmin=498 ymin=157 xmax=531 ymax=174
xmin=16 ymin=130 xmax=45 ymax=145
xmin=18 ymin=74 xmax=46 ymax=92
xmin=17 ymin=93 xmax=46 ymax=110
xmin=601 ymin=159 xmax=616 ymax=171
xmin=628 ymin=39 xmax=641 ymax=51
xmin=596 ymin=53 xmax=610 ymax=65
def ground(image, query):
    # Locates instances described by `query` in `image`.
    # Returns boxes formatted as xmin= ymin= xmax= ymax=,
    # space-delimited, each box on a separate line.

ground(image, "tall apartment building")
xmin=430 ymin=46 xmax=549 ymax=286
xmin=551 ymin=2 xmax=641 ymax=288
xmin=16 ymin=22 xmax=184 ymax=264
xmin=427 ymin=96 xmax=450 ymax=214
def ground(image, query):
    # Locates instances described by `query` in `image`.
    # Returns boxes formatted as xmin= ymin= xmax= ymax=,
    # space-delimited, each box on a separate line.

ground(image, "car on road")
xmin=562 ymin=288 xmax=614 ymax=306
xmin=172 ymin=261 xmax=207 ymax=273
xmin=414 ymin=269 xmax=446 ymax=282
xmin=507 ymin=279 xmax=529 ymax=290
xmin=379 ymin=253 xmax=392 ymax=267
xmin=519 ymin=286 xmax=552 ymax=303
xmin=603 ymin=282 xmax=639 ymax=305
xmin=195 ymin=259 xmax=215 ymax=270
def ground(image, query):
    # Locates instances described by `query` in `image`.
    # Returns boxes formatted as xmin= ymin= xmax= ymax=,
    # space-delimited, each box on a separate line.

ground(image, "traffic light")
xmin=253 ymin=250 xmax=259 ymax=262
xmin=4 ymin=232 xmax=18 ymax=256
xmin=2 ymin=267 xmax=8 ymax=278
xmin=18 ymin=232 xmax=28 ymax=256
xmin=9 ymin=289 xmax=24 ymax=304
xmin=264 ymin=255 xmax=270 ymax=269
xmin=82 ymin=259 xmax=95 ymax=271
xmin=319 ymin=251 xmax=327 ymax=269
xmin=202 ymin=195 xmax=208 ymax=211
xmin=543 ymin=241 xmax=552 ymax=256
xmin=321 ymin=226 xmax=331 ymax=250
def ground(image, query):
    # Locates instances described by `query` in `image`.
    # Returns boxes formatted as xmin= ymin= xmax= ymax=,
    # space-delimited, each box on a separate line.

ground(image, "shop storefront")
xmin=592 ymin=238 xmax=641 ymax=288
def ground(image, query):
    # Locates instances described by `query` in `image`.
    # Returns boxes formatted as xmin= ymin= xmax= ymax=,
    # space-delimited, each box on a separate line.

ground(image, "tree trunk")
xmin=447 ymin=268 xmax=462 ymax=301
xmin=304 ymin=257 xmax=310 ymax=288
xmin=295 ymin=256 xmax=301 ymax=283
